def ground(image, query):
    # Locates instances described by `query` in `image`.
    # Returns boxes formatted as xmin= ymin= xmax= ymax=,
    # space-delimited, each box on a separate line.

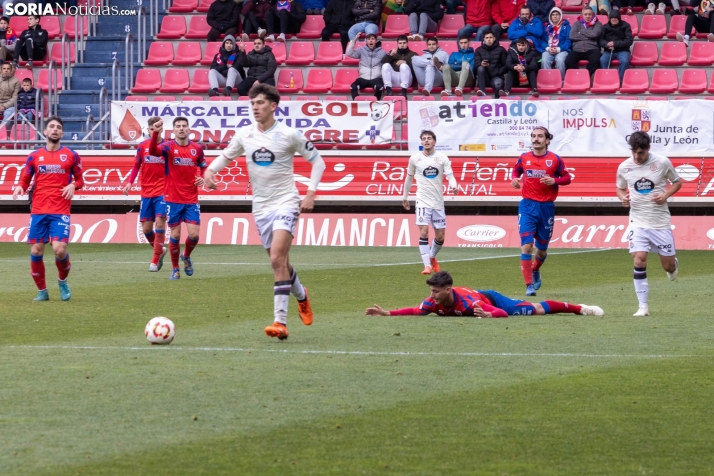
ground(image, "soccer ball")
xmin=145 ymin=317 xmax=175 ymax=345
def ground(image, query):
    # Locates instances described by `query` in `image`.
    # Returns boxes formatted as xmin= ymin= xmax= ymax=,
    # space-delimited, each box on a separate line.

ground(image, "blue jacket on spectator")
xmin=17 ymin=86 xmax=36 ymax=111
xmin=508 ymin=15 xmax=546 ymax=52
xmin=447 ymin=46 xmax=475 ymax=72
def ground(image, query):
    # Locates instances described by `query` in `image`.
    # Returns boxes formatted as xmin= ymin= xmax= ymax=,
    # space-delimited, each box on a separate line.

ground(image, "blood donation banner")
xmin=111 ymin=100 xmax=394 ymax=146
xmin=408 ymin=99 xmax=714 ymax=155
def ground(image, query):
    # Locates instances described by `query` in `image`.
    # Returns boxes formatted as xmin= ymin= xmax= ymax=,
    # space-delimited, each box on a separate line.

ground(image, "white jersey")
xmin=406 ymin=151 xmax=455 ymax=210
xmin=218 ymin=121 xmax=319 ymax=214
xmin=616 ymin=152 xmax=680 ymax=230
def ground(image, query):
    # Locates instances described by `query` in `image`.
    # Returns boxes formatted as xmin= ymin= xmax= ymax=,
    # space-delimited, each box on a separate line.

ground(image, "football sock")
xmin=634 ymin=267 xmax=648 ymax=305
xmin=183 ymin=236 xmax=199 ymax=258
xmin=30 ymin=254 xmax=46 ymax=291
xmin=144 ymin=230 xmax=155 ymax=246
xmin=533 ymin=253 xmax=547 ymax=271
xmin=430 ymin=238 xmax=443 ymax=258
xmin=541 ymin=300 xmax=581 ymax=315
xmin=419 ymin=238 xmax=431 ymax=267
xmin=169 ymin=237 xmax=180 ymax=268
xmin=152 ymin=229 xmax=165 ymax=265
xmin=290 ymin=268 xmax=306 ymax=301
xmin=55 ymin=253 xmax=71 ymax=280
xmin=273 ymin=280 xmax=291 ymax=325
xmin=520 ymin=253 xmax=533 ymax=285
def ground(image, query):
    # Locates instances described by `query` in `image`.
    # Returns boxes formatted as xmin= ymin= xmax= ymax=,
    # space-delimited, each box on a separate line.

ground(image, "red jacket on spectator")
xmin=492 ymin=0 xmax=525 ymax=25
xmin=465 ymin=0 xmax=493 ymax=27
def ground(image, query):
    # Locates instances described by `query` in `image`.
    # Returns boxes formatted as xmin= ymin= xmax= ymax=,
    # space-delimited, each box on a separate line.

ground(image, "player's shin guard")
xmin=634 ymin=267 xmax=648 ymax=305
xmin=169 ymin=237 xmax=181 ymax=268
xmin=290 ymin=268 xmax=306 ymax=301
xmin=273 ymin=280 xmax=291 ymax=324
xmin=540 ymin=300 xmax=581 ymax=315
xmin=144 ymin=230 xmax=155 ymax=246
xmin=419 ymin=238 xmax=431 ymax=267
xmin=152 ymin=229 xmax=165 ymax=264
xmin=30 ymin=254 xmax=46 ymax=290
xmin=183 ymin=236 xmax=198 ymax=258
xmin=533 ymin=253 xmax=547 ymax=271
xmin=55 ymin=254 xmax=71 ymax=281
xmin=430 ymin=238 xmax=443 ymax=258
xmin=520 ymin=253 xmax=533 ymax=285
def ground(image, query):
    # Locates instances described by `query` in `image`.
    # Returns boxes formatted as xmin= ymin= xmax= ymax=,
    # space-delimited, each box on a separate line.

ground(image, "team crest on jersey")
xmin=59 ymin=154 xmax=67 ymax=162
xmin=422 ymin=166 xmax=439 ymax=179
xmin=545 ymin=160 xmax=553 ymax=167
xmin=190 ymin=149 xmax=197 ymax=156
xmin=252 ymin=147 xmax=276 ymax=166
xmin=650 ymin=164 xmax=658 ymax=172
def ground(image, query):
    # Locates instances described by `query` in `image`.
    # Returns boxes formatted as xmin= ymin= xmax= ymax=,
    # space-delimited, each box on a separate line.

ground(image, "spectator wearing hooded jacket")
xmin=209 ymin=35 xmax=244 ymax=97
xmin=236 ymin=37 xmax=277 ymax=95
xmin=265 ymin=0 xmax=306 ymax=42
xmin=598 ymin=9 xmax=632 ymax=82
xmin=527 ymin=0 xmax=555 ymax=23
xmin=438 ymin=35 xmax=475 ymax=96
xmin=474 ymin=30 xmax=508 ymax=97
xmin=404 ymin=0 xmax=445 ymax=41
xmin=457 ymin=0 xmax=499 ymax=43
xmin=507 ymin=5 xmax=545 ymax=52
xmin=206 ymin=0 xmax=240 ymax=43
xmin=346 ymin=32 xmax=387 ymax=99
xmin=241 ymin=0 xmax=272 ymax=41
xmin=349 ymin=0 xmax=381 ymax=40
xmin=564 ymin=6 xmax=602 ymax=76
xmin=381 ymin=34 xmax=416 ymax=96
xmin=321 ymin=0 xmax=355 ymax=53
xmin=541 ymin=7 xmax=571 ymax=78
xmin=12 ymin=15 xmax=47 ymax=69
xmin=412 ymin=36 xmax=450 ymax=95
xmin=0 ymin=17 xmax=17 ymax=63
xmin=492 ymin=0 xmax=526 ymax=43
xmin=505 ymin=36 xmax=538 ymax=96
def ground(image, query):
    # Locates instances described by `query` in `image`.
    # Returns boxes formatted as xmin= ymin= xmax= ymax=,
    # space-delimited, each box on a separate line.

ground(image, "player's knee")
xmin=269 ymin=254 xmax=288 ymax=272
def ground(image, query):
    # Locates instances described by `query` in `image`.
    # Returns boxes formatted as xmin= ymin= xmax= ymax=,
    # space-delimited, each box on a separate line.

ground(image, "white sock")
xmin=430 ymin=238 xmax=443 ymax=258
xmin=419 ymin=238 xmax=431 ymax=267
xmin=634 ymin=267 xmax=648 ymax=306
xmin=290 ymin=268 xmax=306 ymax=301
xmin=273 ymin=281 xmax=291 ymax=324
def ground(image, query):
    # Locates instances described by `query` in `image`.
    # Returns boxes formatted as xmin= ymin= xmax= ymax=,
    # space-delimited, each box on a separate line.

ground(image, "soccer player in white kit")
xmin=204 ymin=84 xmax=325 ymax=340
xmin=616 ymin=131 xmax=682 ymax=317
xmin=402 ymin=130 xmax=458 ymax=275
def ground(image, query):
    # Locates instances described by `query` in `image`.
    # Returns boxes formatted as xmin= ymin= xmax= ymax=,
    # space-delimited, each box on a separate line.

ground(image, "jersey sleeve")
xmin=19 ymin=153 xmax=35 ymax=190
xmin=442 ymin=156 xmax=454 ymax=177
xmin=70 ymin=150 xmax=84 ymax=190
xmin=616 ymin=163 xmax=628 ymax=189
xmin=292 ymin=130 xmax=319 ymax=163
xmin=210 ymin=132 xmax=244 ymax=172
xmin=196 ymin=145 xmax=207 ymax=171
xmin=407 ymin=156 xmax=416 ymax=176
xmin=663 ymin=158 xmax=681 ymax=183
xmin=512 ymin=155 xmax=524 ymax=179
xmin=418 ymin=297 xmax=436 ymax=315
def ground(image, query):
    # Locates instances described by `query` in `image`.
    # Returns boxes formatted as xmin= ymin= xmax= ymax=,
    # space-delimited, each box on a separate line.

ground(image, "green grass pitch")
xmin=1 ymin=243 xmax=713 ymax=475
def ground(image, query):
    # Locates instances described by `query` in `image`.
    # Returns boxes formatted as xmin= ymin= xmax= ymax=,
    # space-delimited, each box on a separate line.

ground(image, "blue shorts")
xmin=518 ymin=199 xmax=555 ymax=251
xmin=478 ymin=290 xmax=536 ymax=316
xmin=166 ymin=202 xmax=200 ymax=227
xmin=140 ymin=196 xmax=167 ymax=222
xmin=27 ymin=214 xmax=71 ymax=243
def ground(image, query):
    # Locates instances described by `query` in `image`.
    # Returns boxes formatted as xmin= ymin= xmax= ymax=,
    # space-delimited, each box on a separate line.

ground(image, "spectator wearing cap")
xmin=598 ymin=8 xmax=632 ymax=83
xmin=346 ymin=32 xmax=387 ymax=99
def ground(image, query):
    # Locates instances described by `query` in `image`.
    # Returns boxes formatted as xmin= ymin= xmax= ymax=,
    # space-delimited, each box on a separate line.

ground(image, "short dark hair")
xmin=45 ymin=115 xmax=64 ymax=128
xmin=420 ymin=130 xmax=436 ymax=141
xmin=366 ymin=33 xmax=377 ymax=40
xmin=629 ymin=131 xmax=651 ymax=151
xmin=0 ymin=16 xmax=9 ymax=23
xmin=426 ymin=271 xmax=453 ymax=287
xmin=516 ymin=36 xmax=528 ymax=44
xmin=426 ymin=36 xmax=438 ymax=44
xmin=249 ymin=82 xmax=281 ymax=105
xmin=483 ymin=31 xmax=495 ymax=38
xmin=458 ymin=34 xmax=470 ymax=42
xmin=28 ymin=14 xmax=40 ymax=20
xmin=22 ymin=78 xmax=32 ymax=84
xmin=147 ymin=116 xmax=161 ymax=127
xmin=253 ymin=37 xmax=264 ymax=44
xmin=173 ymin=116 xmax=189 ymax=126
xmin=397 ymin=34 xmax=408 ymax=42
xmin=520 ymin=5 xmax=531 ymax=11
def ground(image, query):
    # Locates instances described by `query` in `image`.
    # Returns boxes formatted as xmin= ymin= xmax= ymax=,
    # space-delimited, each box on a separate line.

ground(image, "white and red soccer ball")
xmin=145 ymin=317 xmax=175 ymax=345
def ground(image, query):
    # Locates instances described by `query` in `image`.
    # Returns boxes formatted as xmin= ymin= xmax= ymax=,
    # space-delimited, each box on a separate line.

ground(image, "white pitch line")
xmin=2 ymin=345 xmax=695 ymax=359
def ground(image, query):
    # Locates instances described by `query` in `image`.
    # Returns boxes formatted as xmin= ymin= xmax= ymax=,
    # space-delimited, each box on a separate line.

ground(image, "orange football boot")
xmin=430 ymin=257 xmax=440 ymax=273
xmin=264 ymin=322 xmax=289 ymax=340
xmin=297 ymin=287 xmax=314 ymax=326
xmin=421 ymin=265 xmax=432 ymax=275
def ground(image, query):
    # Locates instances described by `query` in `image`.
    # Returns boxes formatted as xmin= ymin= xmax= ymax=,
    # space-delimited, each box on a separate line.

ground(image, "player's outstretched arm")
xmin=148 ymin=121 xmax=163 ymax=156
xmin=366 ymin=305 xmax=427 ymax=316
xmin=365 ymin=304 xmax=390 ymax=316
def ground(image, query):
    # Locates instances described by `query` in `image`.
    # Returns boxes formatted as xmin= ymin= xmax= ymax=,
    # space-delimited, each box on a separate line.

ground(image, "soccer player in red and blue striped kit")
xmin=511 ymin=127 xmax=572 ymax=296
xmin=12 ymin=116 xmax=84 ymax=301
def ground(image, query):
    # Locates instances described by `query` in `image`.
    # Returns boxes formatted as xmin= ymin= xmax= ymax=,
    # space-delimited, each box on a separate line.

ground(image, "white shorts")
xmin=254 ymin=207 xmax=300 ymax=249
xmin=628 ymin=227 xmax=676 ymax=256
xmin=415 ymin=207 xmax=446 ymax=229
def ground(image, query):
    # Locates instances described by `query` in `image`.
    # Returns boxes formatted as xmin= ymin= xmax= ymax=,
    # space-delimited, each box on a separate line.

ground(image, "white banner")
xmin=111 ymin=100 xmax=394 ymax=146
xmin=408 ymin=98 xmax=714 ymax=155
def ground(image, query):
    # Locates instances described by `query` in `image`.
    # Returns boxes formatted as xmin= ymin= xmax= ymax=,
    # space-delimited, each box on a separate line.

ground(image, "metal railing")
xmin=150 ymin=0 xmax=159 ymax=37
xmin=58 ymin=33 xmax=71 ymax=90
xmin=136 ymin=6 xmax=147 ymax=64
xmin=125 ymin=33 xmax=135 ymax=91
xmin=34 ymin=88 xmax=43 ymax=131
xmin=73 ymin=14 xmax=86 ymax=63
xmin=111 ymin=59 xmax=122 ymax=101
xmin=47 ymin=60 xmax=60 ymax=117
xmin=98 ymin=87 xmax=110 ymax=143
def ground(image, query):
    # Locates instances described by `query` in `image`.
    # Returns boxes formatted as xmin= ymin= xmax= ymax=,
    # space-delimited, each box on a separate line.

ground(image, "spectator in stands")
xmin=504 ymin=36 xmax=538 ymax=96
xmin=381 ymin=0 xmax=405 ymax=28
xmin=621 ymin=0 xmax=680 ymax=15
xmin=457 ymin=0 xmax=497 ymax=43
xmin=321 ymin=0 xmax=355 ymax=53
xmin=381 ymin=34 xmax=416 ymax=96
xmin=599 ymin=9 xmax=632 ymax=82
xmin=349 ymin=0 xmax=381 ymax=40
xmin=346 ymin=32 xmax=387 ymax=99
xmin=0 ymin=62 xmax=19 ymax=130
xmin=541 ymin=7 xmax=571 ymax=79
xmin=266 ymin=0 xmax=307 ymax=42
xmin=297 ymin=0 xmax=329 ymax=14
xmin=0 ymin=17 xmax=17 ymax=63
xmin=677 ymin=0 xmax=714 ymax=45
xmin=17 ymin=77 xmax=36 ymax=121
xmin=206 ymin=0 xmax=240 ymax=43
xmin=438 ymin=35 xmax=475 ymax=96
xmin=208 ymin=35 xmax=244 ymax=97
xmin=492 ymin=0 xmax=526 ymax=43
xmin=236 ymin=37 xmax=277 ymax=95
xmin=474 ymin=30 xmax=508 ymax=96
xmin=241 ymin=0 xmax=272 ymax=41
xmin=446 ymin=0 xmax=465 ymax=15
xmin=412 ymin=36 xmax=449 ymax=95
xmin=404 ymin=0 xmax=445 ymax=41
xmin=507 ymin=5 xmax=545 ymax=52
xmin=564 ymin=6 xmax=602 ymax=76
xmin=527 ymin=0 xmax=555 ymax=23
xmin=12 ymin=15 xmax=47 ymax=69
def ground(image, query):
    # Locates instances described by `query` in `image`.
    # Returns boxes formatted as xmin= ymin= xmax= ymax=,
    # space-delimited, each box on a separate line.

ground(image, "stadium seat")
xmin=160 ymin=68 xmax=190 ymax=93
xmin=622 ymin=15 xmax=638 ymax=37
xmin=411 ymin=40 xmax=427 ymax=52
xmin=383 ymin=95 xmax=407 ymax=119
xmin=37 ymin=69 xmax=62 ymax=92
xmin=325 ymin=95 xmax=349 ymax=100
xmin=62 ymin=16 xmax=89 ymax=39
xmin=688 ymin=42 xmax=714 ymax=66
xmin=201 ymin=42 xmax=222 ymax=65
xmin=188 ymin=69 xmax=210 ymax=93
xmin=18 ymin=16 xmax=59 ymax=39
xmin=658 ymin=42 xmax=687 ymax=66
xmin=50 ymin=43 xmax=76 ymax=64
xmin=342 ymin=42 xmax=364 ymax=65
xmin=620 ymin=69 xmax=649 ymax=94
xmin=169 ymin=0 xmax=198 ymax=12
xmin=131 ymin=69 xmax=161 ymax=93
xmin=354 ymin=95 xmax=377 ymax=101
xmin=591 ymin=69 xmax=620 ymax=94
xmin=281 ymin=96 xmax=292 ymax=100
xmin=666 ymin=14 xmax=692 ymax=39
xmin=286 ymin=41 xmax=315 ymax=65
xmin=437 ymin=15 xmax=465 ymax=37
xmin=563 ymin=14 xmax=578 ymax=25
xmin=674 ymin=95 xmax=697 ymax=100
xmin=173 ymin=42 xmax=202 ymax=66
xmin=501 ymin=95 xmax=522 ymax=100
xmin=529 ymin=95 xmax=550 ymax=100
xmin=238 ymin=96 xmax=250 ymax=100
xmin=536 ymin=69 xmax=562 ymax=93
xmin=412 ymin=95 xmax=435 ymax=101
xmin=441 ymin=42 xmax=458 ymax=55
xmin=315 ymin=41 xmax=343 ymax=65
xmin=125 ymin=95 xmax=148 ymax=101
xmin=333 ymin=69 xmax=360 ymax=92
xmin=182 ymin=95 xmax=204 ymax=101
xmin=561 ymin=2 xmax=582 ymax=12
xmin=277 ymin=68 xmax=304 ymax=93
xmin=153 ymin=95 xmax=177 ymax=101
xmin=144 ymin=42 xmax=174 ymax=66
xmin=296 ymin=95 xmax=320 ymax=100
xmin=268 ymin=42 xmax=287 ymax=64
xmin=381 ymin=41 xmax=398 ymax=52
xmin=441 ymin=96 xmax=466 ymax=101
xmin=383 ymin=15 xmax=409 ymax=38
xmin=13 ymin=69 xmax=33 ymax=84
xmin=186 ymin=16 xmax=212 ymax=39
xmin=297 ymin=15 xmax=325 ymax=39
xmin=156 ymin=15 xmax=186 ymax=39
xmin=649 ymin=69 xmax=678 ymax=94
xmin=209 ymin=96 xmax=232 ymax=101
xmin=679 ymin=68 xmax=707 ymax=94
xmin=638 ymin=15 xmax=666 ymax=39
xmin=646 ymin=96 xmax=668 ymax=100
xmin=303 ymin=68 xmax=332 ymax=93
xmin=197 ymin=0 xmax=216 ymax=12
xmin=561 ymin=69 xmax=591 ymax=93
xmin=10 ymin=123 xmax=38 ymax=143
xmin=630 ymin=41 xmax=658 ymax=66
xmin=616 ymin=95 xmax=639 ymax=100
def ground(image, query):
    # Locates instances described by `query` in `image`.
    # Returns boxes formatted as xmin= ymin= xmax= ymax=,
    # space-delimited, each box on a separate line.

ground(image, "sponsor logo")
xmin=675 ymin=164 xmax=700 ymax=182
xmin=706 ymin=228 xmax=714 ymax=241
xmin=657 ymin=243 xmax=672 ymax=250
xmin=38 ymin=165 xmax=64 ymax=174
xmin=422 ymin=166 xmax=439 ymax=179
xmin=144 ymin=156 xmax=164 ymax=164
xmin=456 ymin=225 xmax=507 ymax=243
xmin=417 ymin=105 xmax=440 ymax=128
xmin=526 ymin=169 xmax=546 ymax=178
xmin=173 ymin=158 xmax=195 ymax=166
xmin=252 ymin=147 xmax=276 ymax=166
xmin=459 ymin=144 xmax=486 ymax=152
xmin=61 ymin=215 xmax=70 ymax=222
xmin=365 ymin=125 xmax=381 ymax=144
xmin=634 ymin=177 xmax=655 ymax=194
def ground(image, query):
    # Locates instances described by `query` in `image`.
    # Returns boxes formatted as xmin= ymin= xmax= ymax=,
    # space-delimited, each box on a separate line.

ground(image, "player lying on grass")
xmin=365 ymin=271 xmax=604 ymax=318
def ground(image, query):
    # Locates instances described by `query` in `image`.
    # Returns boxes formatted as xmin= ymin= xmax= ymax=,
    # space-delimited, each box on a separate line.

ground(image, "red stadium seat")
xmin=630 ymin=41 xmax=658 ymax=66
xmin=590 ymin=69 xmax=620 ymax=94
xmin=35 ymin=16 xmax=60 ymax=39
xmin=186 ymin=16 xmax=212 ymax=39
xmin=333 ymin=69 xmax=360 ymax=92
xmin=383 ymin=95 xmax=407 ymax=119
xmin=381 ymin=41 xmax=398 ymax=52
xmin=411 ymin=40 xmax=427 ymax=52
xmin=563 ymin=14 xmax=578 ymax=25
xmin=529 ymin=95 xmax=550 ymax=100
xmin=13 ymin=69 xmax=33 ymax=84
xmin=160 ymin=68 xmax=190 ymax=93
xmin=277 ymin=68 xmax=304 ymax=93
xmin=144 ymin=42 xmax=174 ymax=66
xmin=303 ymin=68 xmax=332 ymax=93
xmin=62 ymin=16 xmax=88 ymax=39
xmin=658 ymin=42 xmax=687 ymax=66
xmin=440 ymin=42 xmax=458 ymax=55
xmin=620 ymin=69 xmax=649 ymax=94
xmin=616 ymin=95 xmax=639 ymax=100
xmin=561 ymin=69 xmax=591 ymax=93
xmin=411 ymin=95 xmax=435 ymax=101
xmin=638 ymin=15 xmax=666 ymax=39
xmin=131 ymin=69 xmax=162 ymax=93
xmin=286 ymin=41 xmax=315 ymax=65
xmin=281 ymin=96 xmax=292 ymax=100
xmin=297 ymin=15 xmax=325 ymax=39
xmin=156 ymin=15 xmax=186 ymax=39
xmin=315 ymin=41 xmax=343 ymax=65
xmin=688 ymin=42 xmax=714 ymax=65
xmin=268 ymin=42 xmax=287 ymax=64
xmin=622 ymin=14 xmax=639 ymax=37
xmin=37 ymin=69 xmax=62 ymax=92
xmin=50 ymin=42 xmax=76 ymax=64
xmin=437 ymin=15 xmax=465 ymax=37
xmin=561 ymin=1 xmax=582 ymax=12
xmin=174 ymin=42 xmax=202 ymax=65
xmin=188 ymin=69 xmax=210 ymax=93
xmin=354 ymin=95 xmax=377 ymax=101
xmin=646 ymin=96 xmax=668 ymax=101
xmin=182 ymin=95 xmax=205 ymax=101
xmin=666 ymin=14 xmax=692 ymax=39
xmin=649 ymin=69 xmax=678 ymax=94
xmin=383 ymin=15 xmax=409 ymax=38
xmin=153 ymin=95 xmax=177 ymax=101
xmin=125 ymin=95 xmax=148 ymax=101
xmin=296 ymin=95 xmax=320 ymax=100
xmin=169 ymin=0 xmax=198 ymax=12
xmin=197 ymin=0 xmax=216 ymax=12
xmin=674 ymin=95 xmax=697 ymax=100
xmin=342 ymin=42 xmax=364 ymax=65
xmin=536 ymin=69 xmax=562 ymax=93
xmin=325 ymin=95 xmax=349 ymax=100
xmin=209 ymin=96 xmax=233 ymax=101
xmin=200 ymin=42 xmax=221 ymax=65
xmin=678 ymin=68 xmax=707 ymax=94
